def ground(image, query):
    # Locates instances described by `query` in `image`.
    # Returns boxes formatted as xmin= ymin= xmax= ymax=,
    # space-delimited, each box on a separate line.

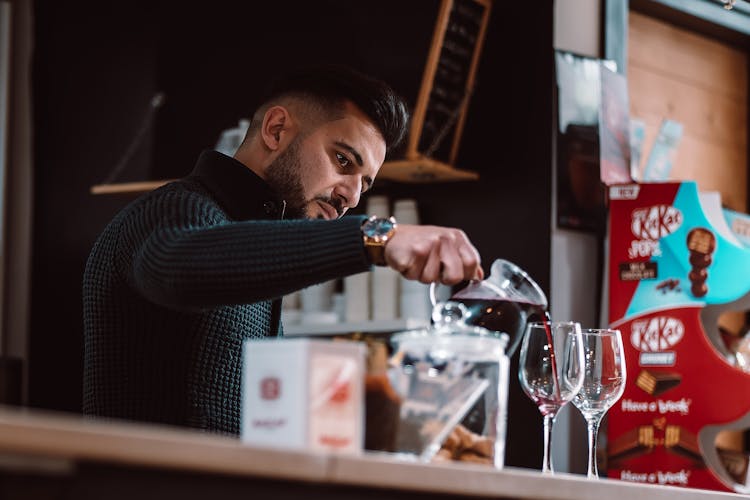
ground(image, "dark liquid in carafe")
xmin=454 ymin=298 xmax=549 ymax=356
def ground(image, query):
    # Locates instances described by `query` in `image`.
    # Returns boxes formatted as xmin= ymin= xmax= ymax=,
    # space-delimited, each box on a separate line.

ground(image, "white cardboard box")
xmin=241 ymin=338 xmax=366 ymax=454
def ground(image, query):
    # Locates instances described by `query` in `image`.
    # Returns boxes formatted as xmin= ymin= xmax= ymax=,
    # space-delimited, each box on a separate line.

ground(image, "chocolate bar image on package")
xmin=608 ymin=425 xmax=656 ymax=464
xmin=665 ymin=425 xmax=703 ymax=464
xmin=687 ymin=227 xmax=717 ymax=255
xmin=635 ymin=369 xmax=682 ymax=396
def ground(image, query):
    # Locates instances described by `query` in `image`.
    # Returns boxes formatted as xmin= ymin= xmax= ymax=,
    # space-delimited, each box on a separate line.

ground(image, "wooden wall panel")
xmin=629 ymin=65 xmax=746 ymax=145
xmin=628 ymin=11 xmax=748 ymax=212
xmin=629 ymin=13 xmax=747 ymax=99
xmin=635 ymin=107 xmax=747 ymax=210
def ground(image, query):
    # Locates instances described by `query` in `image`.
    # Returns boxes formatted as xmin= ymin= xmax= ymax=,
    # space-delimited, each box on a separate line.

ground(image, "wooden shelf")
xmin=89 ymin=156 xmax=477 ymax=196
xmin=90 ymin=180 xmax=174 ymax=195
xmin=283 ymin=318 xmax=429 ymax=336
xmin=379 ymin=157 xmax=479 ymax=183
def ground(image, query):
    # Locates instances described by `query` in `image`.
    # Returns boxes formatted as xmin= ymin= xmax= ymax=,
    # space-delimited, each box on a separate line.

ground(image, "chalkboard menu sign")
xmin=380 ymin=0 xmax=490 ymax=182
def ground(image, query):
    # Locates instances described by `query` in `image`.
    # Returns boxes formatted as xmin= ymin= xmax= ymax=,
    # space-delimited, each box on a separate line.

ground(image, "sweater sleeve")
xmin=119 ymin=188 xmax=371 ymax=310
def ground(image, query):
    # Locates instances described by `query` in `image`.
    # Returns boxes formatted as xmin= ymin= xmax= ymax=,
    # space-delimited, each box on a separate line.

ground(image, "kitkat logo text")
xmin=630 ymin=317 xmax=685 ymax=352
xmin=628 ymin=205 xmax=683 ymax=258
xmin=631 ymin=205 xmax=682 ymax=239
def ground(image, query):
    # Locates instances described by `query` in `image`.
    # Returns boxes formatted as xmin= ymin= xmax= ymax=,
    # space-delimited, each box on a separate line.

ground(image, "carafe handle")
xmin=429 ymin=282 xmax=438 ymax=307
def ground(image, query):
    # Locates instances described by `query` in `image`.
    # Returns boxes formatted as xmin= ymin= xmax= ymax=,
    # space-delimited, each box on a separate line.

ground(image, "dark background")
xmin=30 ymin=0 xmax=554 ymax=470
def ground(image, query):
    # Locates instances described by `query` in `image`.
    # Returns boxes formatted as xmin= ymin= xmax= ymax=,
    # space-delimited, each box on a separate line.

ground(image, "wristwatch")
xmin=361 ymin=216 xmax=397 ymax=266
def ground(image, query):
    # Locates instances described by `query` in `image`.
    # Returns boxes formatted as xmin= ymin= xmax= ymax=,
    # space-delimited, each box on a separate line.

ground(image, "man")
xmin=83 ymin=65 xmax=483 ymax=435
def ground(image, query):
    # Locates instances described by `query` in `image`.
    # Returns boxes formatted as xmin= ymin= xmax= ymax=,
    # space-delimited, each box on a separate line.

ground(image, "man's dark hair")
xmin=259 ymin=65 xmax=410 ymax=155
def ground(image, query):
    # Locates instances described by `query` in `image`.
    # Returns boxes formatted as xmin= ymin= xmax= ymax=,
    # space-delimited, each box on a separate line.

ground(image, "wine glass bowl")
xmin=519 ymin=321 xmax=585 ymax=473
xmin=572 ymin=328 xmax=627 ymax=479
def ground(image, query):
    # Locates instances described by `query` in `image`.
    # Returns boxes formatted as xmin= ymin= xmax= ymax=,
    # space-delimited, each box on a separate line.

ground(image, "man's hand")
xmin=384 ymin=224 xmax=483 ymax=284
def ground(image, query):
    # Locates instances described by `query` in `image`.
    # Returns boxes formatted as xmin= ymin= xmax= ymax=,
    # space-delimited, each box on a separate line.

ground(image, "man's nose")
xmin=335 ymin=177 xmax=362 ymax=210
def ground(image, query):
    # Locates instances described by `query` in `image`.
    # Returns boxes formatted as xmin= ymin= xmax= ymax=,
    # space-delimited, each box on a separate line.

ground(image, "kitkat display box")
xmin=607 ymin=181 xmax=750 ymax=492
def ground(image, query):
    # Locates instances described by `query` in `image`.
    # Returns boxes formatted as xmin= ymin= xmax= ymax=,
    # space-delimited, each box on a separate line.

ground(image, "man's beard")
xmin=264 ymin=137 xmax=308 ymax=219
xmin=264 ymin=137 xmax=344 ymax=220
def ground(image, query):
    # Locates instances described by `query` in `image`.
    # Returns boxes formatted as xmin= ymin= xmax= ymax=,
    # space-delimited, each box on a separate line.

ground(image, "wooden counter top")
xmin=0 ymin=406 xmax=743 ymax=499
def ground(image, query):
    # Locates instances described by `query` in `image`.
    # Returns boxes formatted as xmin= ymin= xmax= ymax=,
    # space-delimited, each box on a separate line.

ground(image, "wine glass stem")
xmin=586 ymin=416 xmax=602 ymax=479
xmin=542 ymin=414 xmax=555 ymax=474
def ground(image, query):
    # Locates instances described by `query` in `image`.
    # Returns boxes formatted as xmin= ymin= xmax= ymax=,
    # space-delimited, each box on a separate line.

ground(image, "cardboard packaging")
xmin=607 ymin=181 xmax=750 ymax=492
xmin=241 ymin=338 xmax=366 ymax=454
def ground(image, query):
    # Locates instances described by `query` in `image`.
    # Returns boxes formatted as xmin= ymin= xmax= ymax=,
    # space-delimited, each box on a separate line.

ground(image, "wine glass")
xmin=519 ymin=321 xmax=584 ymax=474
xmin=572 ymin=328 xmax=627 ymax=479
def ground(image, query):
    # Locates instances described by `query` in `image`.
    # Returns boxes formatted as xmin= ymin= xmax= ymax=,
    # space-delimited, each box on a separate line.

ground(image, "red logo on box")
xmin=260 ymin=377 xmax=281 ymax=400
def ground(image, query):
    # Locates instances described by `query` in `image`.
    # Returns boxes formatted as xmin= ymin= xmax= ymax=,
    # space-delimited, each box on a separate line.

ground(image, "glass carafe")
xmin=431 ymin=259 xmax=548 ymax=357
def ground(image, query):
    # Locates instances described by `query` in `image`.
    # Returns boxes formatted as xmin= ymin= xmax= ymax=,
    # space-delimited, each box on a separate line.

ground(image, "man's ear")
xmin=260 ymin=106 xmax=290 ymax=151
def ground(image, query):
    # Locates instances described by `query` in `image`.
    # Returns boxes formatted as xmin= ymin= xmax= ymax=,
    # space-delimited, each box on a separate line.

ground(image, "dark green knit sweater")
xmin=83 ymin=151 xmax=371 ymax=434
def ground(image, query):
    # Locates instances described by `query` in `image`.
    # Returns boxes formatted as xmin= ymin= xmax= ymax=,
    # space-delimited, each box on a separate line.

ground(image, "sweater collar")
xmin=188 ymin=150 xmax=286 ymax=221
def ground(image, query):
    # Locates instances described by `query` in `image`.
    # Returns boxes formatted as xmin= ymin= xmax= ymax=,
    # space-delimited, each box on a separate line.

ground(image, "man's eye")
xmin=336 ymin=152 xmax=351 ymax=167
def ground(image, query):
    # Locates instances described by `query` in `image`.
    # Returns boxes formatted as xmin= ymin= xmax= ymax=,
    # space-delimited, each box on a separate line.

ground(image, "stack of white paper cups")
xmin=394 ymin=199 xmax=431 ymax=322
xmin=344 ymin=272 xmax=369 ymax=322
xmin=367 ymin=196 xmax=398 ymax=321
xmin=300 ymin=280 xmax=338 ymax=324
